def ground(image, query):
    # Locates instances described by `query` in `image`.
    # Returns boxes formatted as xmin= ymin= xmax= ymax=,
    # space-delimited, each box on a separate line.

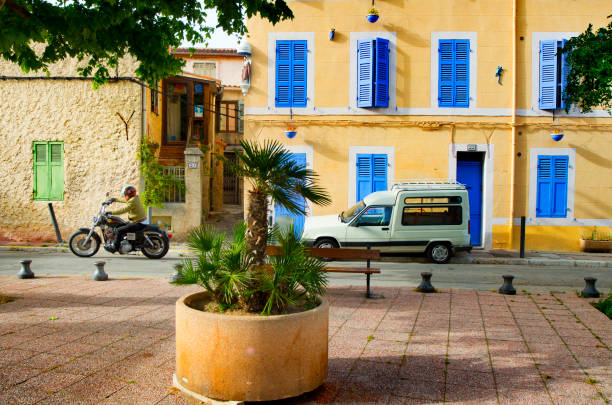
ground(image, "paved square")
xmin=0 ymin=275 xmax=610 ymax=404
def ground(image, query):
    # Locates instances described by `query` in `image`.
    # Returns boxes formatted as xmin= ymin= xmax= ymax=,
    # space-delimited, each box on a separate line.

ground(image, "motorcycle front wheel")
xmin=69 ymin=230 xmax=101 ymax=257
xmin=141 ymin=233 xmax=169 ymax=259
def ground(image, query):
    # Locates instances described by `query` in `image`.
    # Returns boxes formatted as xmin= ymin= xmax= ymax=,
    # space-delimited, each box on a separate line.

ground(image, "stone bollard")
xmin=581 ymin=277 xmax=600 ymax=298
xmin=18 ymin=260 xmax=35 ymax=279
xmin=498 ymin=274 xmax=516 ymax=295
xmin=92 ymin=261 xmax=108 ymax=281
xmin=416 ymin=272 xmax=436 ymax=293
xmin=170 ymin=263 xmax=183 ymax=283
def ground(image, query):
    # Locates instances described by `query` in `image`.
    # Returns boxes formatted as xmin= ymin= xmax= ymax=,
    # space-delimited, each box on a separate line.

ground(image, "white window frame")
xmin=348 ymin=146 xmax=395 ymax=205
xmin=448 ymin=144 xmax=494 ymax=249
xmin=528 ymin=147 xmax=576 ymax=225
xmin=267 ymin=32 xmax=315 ymax=113
xmin=430 ymin=32 xmax=478 ymax=112
xmin=349 ymin=31 xmax=397 ymax=113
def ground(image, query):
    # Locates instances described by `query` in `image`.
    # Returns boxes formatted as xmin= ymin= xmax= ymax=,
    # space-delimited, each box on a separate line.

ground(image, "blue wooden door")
xmin=275 ymin=153 xmax=307 ymax=238
xmin=457 ymin=160 xmax=483 ymax=246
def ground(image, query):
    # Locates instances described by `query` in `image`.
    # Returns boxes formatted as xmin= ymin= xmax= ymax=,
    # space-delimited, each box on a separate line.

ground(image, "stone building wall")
xmin=0 ymin=55 xmax=144 ymax=242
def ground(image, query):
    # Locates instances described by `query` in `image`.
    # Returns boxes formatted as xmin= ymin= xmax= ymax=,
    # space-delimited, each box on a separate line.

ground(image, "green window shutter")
xmin=33 ymin=142 xmax=64 ymax=201
xmin=33 ymin=142 xmax=50 ymax=200
xmin=49 ymin=142 xmax=64 ymax=201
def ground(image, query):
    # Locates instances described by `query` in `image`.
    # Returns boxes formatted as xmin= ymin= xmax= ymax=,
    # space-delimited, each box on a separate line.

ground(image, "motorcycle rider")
xmin=107 ymin=185 xmax=147 ymax=252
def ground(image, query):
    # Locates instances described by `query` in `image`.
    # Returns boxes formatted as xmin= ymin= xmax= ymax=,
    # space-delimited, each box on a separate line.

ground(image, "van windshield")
xmin=340 ymin=201 xmax=366 ymax=223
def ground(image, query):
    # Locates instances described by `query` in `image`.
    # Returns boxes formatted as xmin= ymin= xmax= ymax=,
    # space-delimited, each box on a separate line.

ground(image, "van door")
xmin=344 ymin=206 xmax=392 ymax=248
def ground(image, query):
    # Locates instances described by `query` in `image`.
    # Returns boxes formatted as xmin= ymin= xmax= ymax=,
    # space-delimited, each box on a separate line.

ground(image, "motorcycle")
xmin=68 ymin=198 xmax=171 ymax=259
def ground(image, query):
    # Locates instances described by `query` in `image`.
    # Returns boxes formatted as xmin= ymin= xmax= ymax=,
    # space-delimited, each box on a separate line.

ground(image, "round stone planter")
xmin=175 ymin=291 xmax=329 ymax=402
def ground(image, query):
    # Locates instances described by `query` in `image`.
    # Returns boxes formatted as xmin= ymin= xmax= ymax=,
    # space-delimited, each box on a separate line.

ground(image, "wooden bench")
xmin=266 ymin=245 xmax=381 ymax=298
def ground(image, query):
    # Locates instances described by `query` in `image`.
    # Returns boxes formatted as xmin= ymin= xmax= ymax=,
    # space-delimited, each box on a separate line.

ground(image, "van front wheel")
xmin=427 ymin=243 xmax=451 ymax=264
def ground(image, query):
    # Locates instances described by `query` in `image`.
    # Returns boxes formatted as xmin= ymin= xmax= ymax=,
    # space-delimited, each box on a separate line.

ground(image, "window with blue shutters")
xmin=438 ymin=39 xmax=470 ymax=108
xmin=275 ymin=40 xmax=307 ymax=108
xmin=539 ymin=39 xmax=570 ymax=110
xmin=356 ymin=154 xmax=388 ymax=201
xmin=536 ymin=155 xmax=568 ymax=218
xmin=357 ymin=38 xmax=389 ymax=108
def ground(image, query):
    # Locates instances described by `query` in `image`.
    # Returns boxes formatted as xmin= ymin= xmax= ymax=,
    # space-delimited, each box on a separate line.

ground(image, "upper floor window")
xmin=193 ymin=62 xmax=216 ymax=78
xmin=218 ymin=101 xmax=238 ymax=133
xmin=438 ymin=39 xmax=470 ymax=108
xmin=356 ymin=38 xmax=389 ymax=108
xmin=275 ymin=40 xmax=307 ymax=107
xmin=539 ymin=39 xmax=569 ymax=110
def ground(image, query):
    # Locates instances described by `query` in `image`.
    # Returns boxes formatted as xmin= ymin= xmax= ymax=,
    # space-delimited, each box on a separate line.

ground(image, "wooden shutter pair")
xmin=275 ymin=41 xmax=307 ymax=107
xmin=539 ymin=39 xmax=570 ymax=110
xmin=33 ymin=142 xmax=64 ymax=201
xmin=438 ymin=39 xmax=470 ymax=108
xmin=357 ymin=38 xmax=390 ymax=108
xmin=356 ymin=154 xmax=388 ymax=202
xmin=536 ymin=155 xmax=568 ymax=218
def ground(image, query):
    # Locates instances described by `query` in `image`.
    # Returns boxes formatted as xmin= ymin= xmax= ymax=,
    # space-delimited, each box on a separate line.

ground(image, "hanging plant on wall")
xmin=366 ymin=7 xmax=379 ymax=22
xmin=138 ymin=135 xmax=185 ymax=208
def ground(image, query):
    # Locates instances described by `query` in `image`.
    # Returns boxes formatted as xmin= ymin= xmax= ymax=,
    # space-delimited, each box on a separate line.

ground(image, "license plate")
xmin=126 ymin=233 xmax=136 ymax=240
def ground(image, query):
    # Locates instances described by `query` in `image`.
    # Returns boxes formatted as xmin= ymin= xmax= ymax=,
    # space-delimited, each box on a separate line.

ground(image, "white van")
xmin=301 ymin=181 xmax=472 ymax=263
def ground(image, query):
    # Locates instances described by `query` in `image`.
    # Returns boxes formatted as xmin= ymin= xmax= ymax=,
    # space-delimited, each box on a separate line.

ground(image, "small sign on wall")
xmin=188 ymin=162 xmax=198 ymax=169
xmin=467 ymin=144 xmax=478 ymax=152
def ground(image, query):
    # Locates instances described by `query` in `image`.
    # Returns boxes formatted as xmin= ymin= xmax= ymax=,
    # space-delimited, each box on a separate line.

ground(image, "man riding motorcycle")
xmin=107 ymin=185 xmax=146 ymax=252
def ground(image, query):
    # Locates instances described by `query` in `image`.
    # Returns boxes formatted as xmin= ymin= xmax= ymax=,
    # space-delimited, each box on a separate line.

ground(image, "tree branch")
xmin=4 ymin=0 xmax=30 ymax=18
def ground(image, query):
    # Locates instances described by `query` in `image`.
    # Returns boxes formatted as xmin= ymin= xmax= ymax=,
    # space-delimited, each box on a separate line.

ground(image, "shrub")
xmin=591 ymin=288 xmax=612 ymax=319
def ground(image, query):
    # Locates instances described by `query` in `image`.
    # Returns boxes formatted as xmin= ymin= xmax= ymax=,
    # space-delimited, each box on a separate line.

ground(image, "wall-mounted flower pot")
xmin=366 ymin=14 xmax=379 ymax=23
xmin=329 ymin=29 xmax=335 ymax=40
xmin=285 ymin=130 xmax=297 ymax=139
xmin=550 ymin=133 xmax=564 ymax=141
xmin=580 ymin=239 xmax=612 ymax=253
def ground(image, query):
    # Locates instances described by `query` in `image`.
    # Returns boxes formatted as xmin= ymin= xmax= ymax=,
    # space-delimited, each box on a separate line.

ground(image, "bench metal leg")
xmin=366 ymin=273 xmax=371 ymax=298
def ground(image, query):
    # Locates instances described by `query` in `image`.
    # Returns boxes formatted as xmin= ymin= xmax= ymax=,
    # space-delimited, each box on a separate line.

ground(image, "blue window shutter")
xmin=539 ymin=40 xmax=558 ymax=109
xmin=454 ymin=40 xmax=470 ymax=107
xmin=551 ymin=156 xmax=568 ymax=217
xmin=372 ymin=154 xmax=388 ymax=192
xmin=560 ymin=39 xmax=570 ymax=110
xmin=536 ymin=156 xmax=552 ymax=217
xmin=374 ymin=38 xmax=389 ymax=108
xmin=292 ymin=41 xmax=307 ymax=107
xmin=275 ymin=41 xmax=292 ymax=107
xmin=357 ymin=39 xmax=374 ymax=108
xmin=356 ymin=154 xmax=372 ymax=201
xmin=438 ymin=40 xmax=454 ymax=107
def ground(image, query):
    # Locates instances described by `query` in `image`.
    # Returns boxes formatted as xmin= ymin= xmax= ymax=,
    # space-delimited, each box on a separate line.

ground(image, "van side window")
xmin=356 ymin=206 xmax=393 ymax=226
xmin=402 ymin=206 xmax=462 ymax=226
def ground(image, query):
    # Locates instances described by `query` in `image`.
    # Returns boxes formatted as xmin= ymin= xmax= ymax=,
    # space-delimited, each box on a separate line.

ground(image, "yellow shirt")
xmin=110 ymin=195 xmax=146 ymax=223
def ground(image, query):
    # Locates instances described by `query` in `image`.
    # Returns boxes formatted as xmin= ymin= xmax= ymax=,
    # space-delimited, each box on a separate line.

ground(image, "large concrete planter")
xmin=174 ymin=291 xmax=329 ymax=402
xmin=580 ymin=239 xmax=612 ymax=253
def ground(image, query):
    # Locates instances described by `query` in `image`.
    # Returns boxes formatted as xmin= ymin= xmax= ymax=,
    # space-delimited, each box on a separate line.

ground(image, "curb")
xmin=0 ymin=245 xmax=194 ymax=254
xmin=453 ymin=256 xmax=610 ymax=268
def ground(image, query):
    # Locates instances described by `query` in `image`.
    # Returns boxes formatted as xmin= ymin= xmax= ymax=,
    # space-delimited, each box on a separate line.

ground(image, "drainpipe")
xmin=508 ymin=0 xmax=518 ymax=247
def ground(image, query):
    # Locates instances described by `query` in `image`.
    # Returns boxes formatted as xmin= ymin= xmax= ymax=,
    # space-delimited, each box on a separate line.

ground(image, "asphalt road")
xmin=0 ymin=249 xmax=610 ymax=293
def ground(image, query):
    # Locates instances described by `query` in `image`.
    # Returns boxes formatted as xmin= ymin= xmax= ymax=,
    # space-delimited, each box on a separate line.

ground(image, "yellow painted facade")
xmin=244 ymin=0 xmax=612 ymax=251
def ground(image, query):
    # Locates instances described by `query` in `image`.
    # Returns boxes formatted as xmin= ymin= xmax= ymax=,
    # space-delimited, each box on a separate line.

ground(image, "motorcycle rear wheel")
xmin=69 ymin=230 xmax=101 ymax=257
xmin=142 ymin=233 xmax=169 ymax=259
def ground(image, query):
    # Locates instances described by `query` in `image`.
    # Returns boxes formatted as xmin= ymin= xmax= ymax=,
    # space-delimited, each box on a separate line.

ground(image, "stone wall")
xmin=0 ymin=56 xmax=144 ymax=242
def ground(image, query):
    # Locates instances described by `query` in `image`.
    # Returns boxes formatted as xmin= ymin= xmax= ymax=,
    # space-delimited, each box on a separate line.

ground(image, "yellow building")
xmin=244 ymin=0 xmax=612 ymax=251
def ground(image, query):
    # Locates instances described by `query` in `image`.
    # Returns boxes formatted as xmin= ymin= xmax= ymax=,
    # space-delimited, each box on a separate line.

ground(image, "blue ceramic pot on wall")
xmin=285 ymin=131 xmax=297 ymax=139
xmin=366 ymin=14 xmax=379 ymax=23
xmin=551 ymin=133 xmax=564 ymax=141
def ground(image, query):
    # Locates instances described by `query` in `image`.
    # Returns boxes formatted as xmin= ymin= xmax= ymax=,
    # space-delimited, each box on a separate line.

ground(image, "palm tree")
xmin=223 ymin=140 xmax=331 ymax=266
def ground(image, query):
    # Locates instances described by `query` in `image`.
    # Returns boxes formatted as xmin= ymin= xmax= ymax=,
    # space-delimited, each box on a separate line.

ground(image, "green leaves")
xmin=138 ymin=136 xmax=185 ymax=208
xmin=0 ymin=0 xmax=294 ymax=85
xmin=562 ymin=16 xmax=612 ymax=113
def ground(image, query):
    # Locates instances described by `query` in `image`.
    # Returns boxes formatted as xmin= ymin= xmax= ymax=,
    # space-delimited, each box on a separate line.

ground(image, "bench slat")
xmin=326 ymin=267 xmax=381 ymax=274
xmin=266 ymin=245 xmax=380 ymax=260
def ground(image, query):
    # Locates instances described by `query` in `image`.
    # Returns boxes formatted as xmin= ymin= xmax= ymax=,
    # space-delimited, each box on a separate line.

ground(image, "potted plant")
xmin=366 ymin=7 xmax=379 ymax=23
xmin=580 ymin=228 xmax=612 ymax=252
xmin=285 ymin=123 xmax=297 ymax=138
xmin=173 ymin=140 xmax=331 ymax=402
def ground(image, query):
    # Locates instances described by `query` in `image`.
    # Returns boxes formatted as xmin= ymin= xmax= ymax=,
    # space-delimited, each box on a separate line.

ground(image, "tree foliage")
xmin=138 ymin=135 xmax=185 ymax=208
xmin=0 ymin=0 xmax=293 ymax=86
xmin=562 ymin=16 xmax=612 ymax=113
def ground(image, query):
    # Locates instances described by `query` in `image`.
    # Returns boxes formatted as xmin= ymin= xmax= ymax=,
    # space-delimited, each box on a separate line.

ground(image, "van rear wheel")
xmin=427 ymin=242 xmax=451 ymax=264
